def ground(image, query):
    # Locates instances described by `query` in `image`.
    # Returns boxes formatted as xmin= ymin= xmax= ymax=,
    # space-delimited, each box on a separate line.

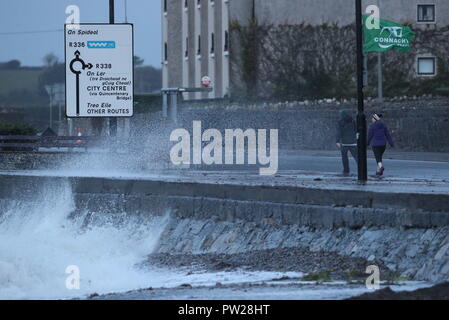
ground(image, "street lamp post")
xmin=355 ymin=0 xmax=368 ymax=182
xmin=376 ymin=0 xmax=384 ymax=103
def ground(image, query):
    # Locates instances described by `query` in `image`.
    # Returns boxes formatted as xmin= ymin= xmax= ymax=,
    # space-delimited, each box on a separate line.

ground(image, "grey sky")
xmin=0 ymin=0 xmax=161 ymax=67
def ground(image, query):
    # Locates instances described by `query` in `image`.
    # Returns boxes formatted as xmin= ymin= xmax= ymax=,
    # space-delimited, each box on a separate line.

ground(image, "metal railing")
xmin=0 ymin=135 xmax=101 ymax=152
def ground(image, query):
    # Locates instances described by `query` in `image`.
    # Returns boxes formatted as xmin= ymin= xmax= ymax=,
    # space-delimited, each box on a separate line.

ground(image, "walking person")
xmin=336 ymin=110 xmax=358 ymax=177
xmin=368 ymin=113 xmax=395 ymax=177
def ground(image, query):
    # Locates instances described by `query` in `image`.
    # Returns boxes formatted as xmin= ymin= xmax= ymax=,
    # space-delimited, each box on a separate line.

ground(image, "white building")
xmin=162 ymin=0 xmax=449 ymax=100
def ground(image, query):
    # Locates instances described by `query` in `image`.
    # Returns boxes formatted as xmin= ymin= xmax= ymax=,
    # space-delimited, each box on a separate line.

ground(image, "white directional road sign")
xmin=65 ymin=24 xmax=133 ymax=117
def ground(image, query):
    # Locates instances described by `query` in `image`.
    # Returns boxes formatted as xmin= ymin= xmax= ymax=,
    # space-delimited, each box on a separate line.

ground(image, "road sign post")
xmin=161 ymin=87 xmax=213 ymax=123
xmin=109 ymin=0 xmax=118 ymax=136
xmin=65 ymin=23 xmax=134 ymax=118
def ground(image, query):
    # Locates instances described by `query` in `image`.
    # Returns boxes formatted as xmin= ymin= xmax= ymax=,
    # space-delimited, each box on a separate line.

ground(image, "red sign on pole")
xmin=201 ymin=76 xmax=212 ymax=88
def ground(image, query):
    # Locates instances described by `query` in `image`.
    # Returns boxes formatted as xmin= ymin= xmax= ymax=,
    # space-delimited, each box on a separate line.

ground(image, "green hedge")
xmin=0 ymin=122 xmax=37 ymax=151
xmin=134 ymin=94 xmax=162 ymax=114
xmin=0 ymin=122 xmax=37 ymax=136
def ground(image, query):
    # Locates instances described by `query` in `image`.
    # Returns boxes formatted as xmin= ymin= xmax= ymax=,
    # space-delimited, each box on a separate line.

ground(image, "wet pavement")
xmin=1 ymin=165 xmax=448 ymax=195
xmin=90 ymin=280 xmax=434 ymax=300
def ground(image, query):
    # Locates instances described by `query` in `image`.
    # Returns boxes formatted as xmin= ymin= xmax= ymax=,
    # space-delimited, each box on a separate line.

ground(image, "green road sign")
xmin=363 ymin=15 xmax=415 ymax=53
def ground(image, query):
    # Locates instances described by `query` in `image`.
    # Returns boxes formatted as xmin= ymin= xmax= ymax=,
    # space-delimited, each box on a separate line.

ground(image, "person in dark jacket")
xmin=336 ymin=110 xmax=358 ymax=176
xmin=368 ymin=113 xmax=394 ymax=176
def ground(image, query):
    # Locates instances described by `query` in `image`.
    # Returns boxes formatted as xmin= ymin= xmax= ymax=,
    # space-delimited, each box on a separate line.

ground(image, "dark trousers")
xmin=341 ymin=146 xmax=358 ymax=173
xmin=372 ymin=145 xmax=387 ymax=164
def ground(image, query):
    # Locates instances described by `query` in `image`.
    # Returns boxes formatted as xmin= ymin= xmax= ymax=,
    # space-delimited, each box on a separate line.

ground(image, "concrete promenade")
xmin=1 ymin=169 xmax=448 ymax=225
xmin=1 ymin=160 xmax=449 ymax=282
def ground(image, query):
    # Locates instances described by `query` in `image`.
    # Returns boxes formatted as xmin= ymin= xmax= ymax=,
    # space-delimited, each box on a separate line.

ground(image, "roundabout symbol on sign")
xmin=69 ymin=50 xmax=93 ymax=116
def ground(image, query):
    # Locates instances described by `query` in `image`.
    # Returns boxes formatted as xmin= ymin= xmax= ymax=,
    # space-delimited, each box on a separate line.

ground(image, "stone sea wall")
xmin=133 ymin=98 xmax=449 ymax=152
xmin=1 ymin=174 xmax=448 ymax=283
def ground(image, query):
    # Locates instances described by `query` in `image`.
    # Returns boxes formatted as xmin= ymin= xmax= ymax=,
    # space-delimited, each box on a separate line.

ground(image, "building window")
xmin=224 ymin=30 xmax=229 ymax=52
xmin=185 ymin=0 xmax=188 ymax=8
xmin=418 ymin=4 xmax=435 ymax=22
xmin=164 ymin=0 xmax=167 ymax=13
xmin=185 ymin=37 xmax=189 ymax=58
xmin=417 ymin=56 xmax=436 ymax=76
xmin=164 ymin=42 xmax=168 ymax=62
xmin=210 ymin=33 xmax=215 ymax=54
xmin=197 ymin=35 xmax=201 ymax=55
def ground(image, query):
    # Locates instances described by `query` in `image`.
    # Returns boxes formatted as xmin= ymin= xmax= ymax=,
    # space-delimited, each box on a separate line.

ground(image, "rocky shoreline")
xmin=143 ymin=248 xmax=397 ymax=282
xmin=349 ymin=282 xmax=449 ymax=300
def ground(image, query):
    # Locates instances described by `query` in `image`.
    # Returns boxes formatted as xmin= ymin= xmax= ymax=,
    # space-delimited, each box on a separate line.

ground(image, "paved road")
xmin=196 ymin=150 xmax=449 ymax=180
xmin=280 ymin=153 xmax=449 ymax=180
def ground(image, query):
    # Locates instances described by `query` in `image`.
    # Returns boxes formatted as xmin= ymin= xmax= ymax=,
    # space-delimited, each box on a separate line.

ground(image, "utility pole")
xmin=109 ymin=0 xmax=118 ymax=137
xmin=124 ymin=0 xmax=128 ymax=23
xmin=109 ymin=0 xmax=114 ymax=23
xmin=356 ymin=0 xmax=368 ymax=182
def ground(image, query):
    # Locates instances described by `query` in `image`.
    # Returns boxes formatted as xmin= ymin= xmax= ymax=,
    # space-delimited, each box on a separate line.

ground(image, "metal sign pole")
xmin=109 ymin=0 xmax=118 ymax=137
xmin=50 ymin=101 xmax=53 ymax=129
xmin=49 ymin=86 xmax=53 ymax=129
xmin=170 ymin=92 xmax=178 ymax=123
xmin=378 ymin=52 xmax=384 ymax=102
xmin=162 ymin=92 xmax=168 ymax=118
xmin=356 ymin=0 xmax=368 ymax=182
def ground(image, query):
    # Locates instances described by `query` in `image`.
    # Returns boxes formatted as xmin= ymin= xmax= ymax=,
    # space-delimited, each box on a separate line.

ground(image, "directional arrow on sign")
xmin=69 ymin=50 xmax=93 ymax=116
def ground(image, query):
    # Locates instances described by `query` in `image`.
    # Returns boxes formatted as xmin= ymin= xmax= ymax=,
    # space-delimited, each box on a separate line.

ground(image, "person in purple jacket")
xmin=368 ymin=113 xmax=395 ymax=176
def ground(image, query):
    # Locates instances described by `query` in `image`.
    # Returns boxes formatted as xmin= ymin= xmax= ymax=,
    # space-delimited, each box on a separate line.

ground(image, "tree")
xmin=0 ymin=60 xmax=21 ymax=70
xmin=39 ymin=54 xmax=64 ymax=98
xmin=39 ymin=63 xmax=64 ymax=90
xmin=43 ymin=53 xmax=59 ymax=68
xmin=134 ymin=66 xmax=162 ymax=93
xmin=232 ymin=22 xmax=357 ymax=100
xmin=133 ymin=55 xmax=145 ymax=67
